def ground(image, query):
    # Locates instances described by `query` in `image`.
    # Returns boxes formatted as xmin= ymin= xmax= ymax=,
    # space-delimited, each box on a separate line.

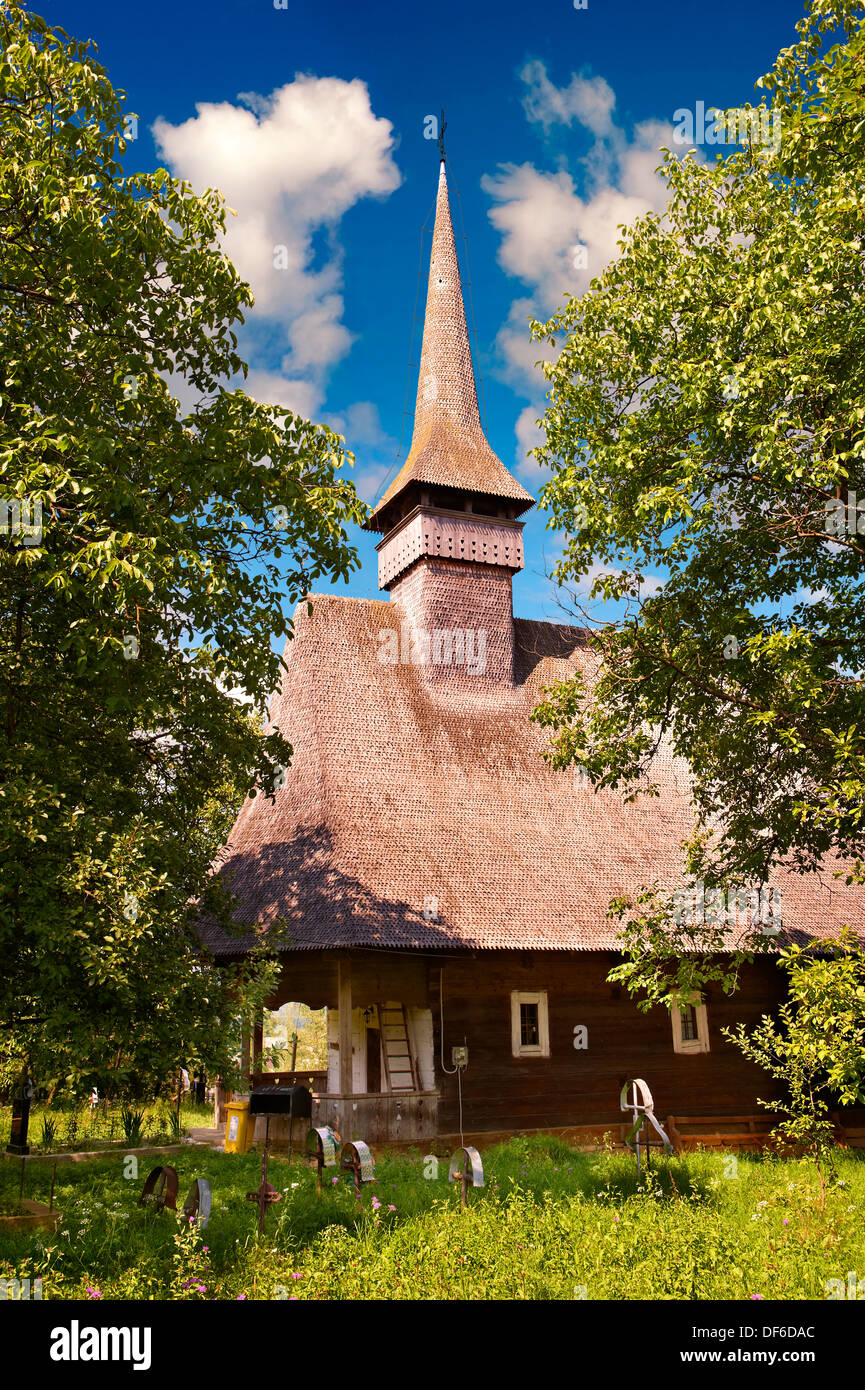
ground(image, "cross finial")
xmin=438 ymin=107 xmax=447 ymax=163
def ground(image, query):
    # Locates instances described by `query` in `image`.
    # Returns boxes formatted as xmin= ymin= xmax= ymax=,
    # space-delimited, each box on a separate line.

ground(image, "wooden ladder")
xmin=377 ymin=1003 xmax=419 ymax=1092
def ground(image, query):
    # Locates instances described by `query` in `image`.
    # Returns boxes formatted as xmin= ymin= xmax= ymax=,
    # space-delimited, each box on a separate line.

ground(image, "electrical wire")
xmin=439 ymin=969 xmax=466 ymax=1146
xmin=439 ymin=968 xmax=458 ymax=1073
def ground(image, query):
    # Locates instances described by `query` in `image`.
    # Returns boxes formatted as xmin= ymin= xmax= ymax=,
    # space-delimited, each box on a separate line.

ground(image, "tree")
xmin=724 ymin=931 xmax=865 ymax=1196
xmin=530 ymin=0 xmax=865 ymax=1004
xmin=0 ymin=2 xmax=366 ymax=1096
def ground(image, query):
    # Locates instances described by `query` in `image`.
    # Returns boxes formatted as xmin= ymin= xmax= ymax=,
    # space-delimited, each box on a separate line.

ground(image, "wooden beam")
xmin=338 ymin=957 xmax=353 ymax=1095
xmin=253 ymin=1010 xmax=264 ymax=1074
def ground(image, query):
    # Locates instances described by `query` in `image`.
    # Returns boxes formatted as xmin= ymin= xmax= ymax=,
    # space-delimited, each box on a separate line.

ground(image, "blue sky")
xmin=47 ymin=0 xmax=805 ymax=624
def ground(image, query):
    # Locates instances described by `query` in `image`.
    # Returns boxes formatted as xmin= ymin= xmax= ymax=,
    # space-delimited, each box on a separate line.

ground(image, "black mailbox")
xmin=248 ymin=1084 xmax=312 ymax=1118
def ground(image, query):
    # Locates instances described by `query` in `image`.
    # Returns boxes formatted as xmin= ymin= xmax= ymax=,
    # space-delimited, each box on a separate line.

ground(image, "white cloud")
xmin=486 ymin=65 xmax=687 ymax=478
xmin=243 ymin=371 xmax=323 ymax=420
xmin=152 ymin=75 xmax=401 ymax=409
xmin=322 ymin=401 xmax=399 ymax=503
xmin=514 ymin=403 xmax=548 ymax=481
xmin=520 ymin=60 xmax=616 ymax=138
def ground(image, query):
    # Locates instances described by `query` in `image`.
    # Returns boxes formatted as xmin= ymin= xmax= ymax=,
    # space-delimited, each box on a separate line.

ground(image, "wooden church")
xmin=202 ymin=160 xmax=865 ymax=1149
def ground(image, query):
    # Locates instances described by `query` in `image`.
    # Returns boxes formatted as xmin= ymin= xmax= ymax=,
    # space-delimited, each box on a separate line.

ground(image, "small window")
xmin=511 ymin=991 xmax=550 ymax=1057
xmin=520 ymin=1002 xmax=539 ymax=1048
xmin=672 ymin=995 xmax=709 ymax=1054
xmin=679 ymin=1004 xmax=699 ymax=1043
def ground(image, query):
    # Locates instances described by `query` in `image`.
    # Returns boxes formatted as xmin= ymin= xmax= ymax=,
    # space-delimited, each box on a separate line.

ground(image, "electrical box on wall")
xmin=452 ymin=1045 xmax=468 ymax=1068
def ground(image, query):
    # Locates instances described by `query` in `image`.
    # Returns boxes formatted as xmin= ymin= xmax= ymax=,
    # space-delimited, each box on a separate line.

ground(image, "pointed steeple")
xmin=367 ymin=160 xmax=534 ymax=534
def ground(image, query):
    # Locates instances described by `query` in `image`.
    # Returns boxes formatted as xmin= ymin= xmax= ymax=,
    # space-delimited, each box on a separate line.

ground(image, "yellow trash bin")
xmin=224 ymin=1100 xmax=256 ymax=1153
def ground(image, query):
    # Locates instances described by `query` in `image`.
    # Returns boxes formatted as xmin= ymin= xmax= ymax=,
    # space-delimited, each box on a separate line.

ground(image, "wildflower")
xmin=331 ymin=1177 xmax=339 ymax=1186
xmin=291 ymin=1272 xmax=303 ymax=1280
xmin=237 ymin=1294 xmax=247 ymax=1301
xmin=388 ymin=1205 xmax=396 ymax=1212
xmin=371 ymin=1197 xmax=381 ymax=1210
xmin=85 ymin=1286 xmax=102 ymax=1300
xmin=783 ymin=1219 xmax=789 ymax=1226
xmin=749 ymin=1294 xmax=764 ymax=1300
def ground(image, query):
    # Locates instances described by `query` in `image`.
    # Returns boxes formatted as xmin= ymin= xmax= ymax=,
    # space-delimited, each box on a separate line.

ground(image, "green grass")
xmin=0 ymin=1099 xmax=214 ymax=1153
xmin=0 ymin=1134 xmax=862 ymax=1300
xmin=0 ymin=1197 xmax=27 ymax=1217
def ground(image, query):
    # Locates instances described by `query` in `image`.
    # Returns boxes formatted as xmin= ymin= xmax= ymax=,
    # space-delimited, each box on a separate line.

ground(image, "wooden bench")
xmin=666 ymin=1111 xmax=865 ymax=1152
xmin=665 ymin=1114 xmax=784 ymax=1152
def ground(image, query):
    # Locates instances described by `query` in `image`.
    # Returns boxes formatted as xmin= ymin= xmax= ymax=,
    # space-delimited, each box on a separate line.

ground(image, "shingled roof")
xmin=366 ymin=161 xmax=534 ymax=530
xmin=201 ymin=594 xmax=865 ymax=956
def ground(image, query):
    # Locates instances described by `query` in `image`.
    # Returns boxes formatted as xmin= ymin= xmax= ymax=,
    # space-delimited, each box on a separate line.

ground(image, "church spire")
xmin=412 ymin=159 xmax=486 ymax=449
xmin=366 ymin=159 xmax=533 ymax=535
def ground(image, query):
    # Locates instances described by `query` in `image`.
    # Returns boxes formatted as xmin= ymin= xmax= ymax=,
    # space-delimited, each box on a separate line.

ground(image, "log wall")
xmin=264 ymin=949 xmax=788 ymax=1137
xmin=434 ymin=951 xmax=787 ymax=1133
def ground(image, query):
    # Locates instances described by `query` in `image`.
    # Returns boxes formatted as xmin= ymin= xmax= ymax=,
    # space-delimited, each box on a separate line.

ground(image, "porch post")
xmin=338 ymin=957 xmax=353 ymax=1095
xmin=253 ymin=1009 xmax=264 ymax=1078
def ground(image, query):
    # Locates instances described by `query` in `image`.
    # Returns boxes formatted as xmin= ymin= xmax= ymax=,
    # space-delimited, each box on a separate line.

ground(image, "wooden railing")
xmin=314 ymin=1091 xmax=438 ymax=1144
xmin=249 ymin=1069 xmax=328 ymax=1092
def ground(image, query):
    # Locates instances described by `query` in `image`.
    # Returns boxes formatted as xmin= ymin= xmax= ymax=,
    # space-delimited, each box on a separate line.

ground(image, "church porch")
xmin=242 ymin=951 xmax=440 ymax=1146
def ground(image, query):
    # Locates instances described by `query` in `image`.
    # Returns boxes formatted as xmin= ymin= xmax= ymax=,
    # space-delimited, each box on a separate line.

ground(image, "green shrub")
xmin=121 ymin=1107 xmax=145 ymax=1147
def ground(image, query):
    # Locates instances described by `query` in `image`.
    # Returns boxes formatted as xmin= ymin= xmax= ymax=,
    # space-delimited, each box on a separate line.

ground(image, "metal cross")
xmin=245 ymin=1118 xmax=282 ymax=1233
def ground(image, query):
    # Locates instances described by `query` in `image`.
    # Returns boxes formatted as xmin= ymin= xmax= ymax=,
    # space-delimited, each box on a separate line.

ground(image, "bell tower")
xmin=364 ymin=159 xmax=534 ymax=686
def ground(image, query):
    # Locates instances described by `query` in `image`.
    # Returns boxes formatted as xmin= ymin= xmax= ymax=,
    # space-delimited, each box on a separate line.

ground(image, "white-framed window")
xmin=510 ymin=991 xmax=550 ymax=1058
xmin=671 ymin=995 xmax=710 ymax=1054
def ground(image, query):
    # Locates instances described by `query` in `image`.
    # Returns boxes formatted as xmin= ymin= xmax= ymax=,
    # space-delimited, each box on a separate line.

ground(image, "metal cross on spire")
xmin=438 ymin=107 xmax=447 ymax=163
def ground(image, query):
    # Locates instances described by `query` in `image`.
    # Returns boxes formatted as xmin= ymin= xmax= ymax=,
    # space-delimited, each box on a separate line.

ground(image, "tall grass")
xmin=0 ymin=1136 xmax=862 ymax=1300
xmin=0 ymin=1097 xmax=209 ymax=1152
